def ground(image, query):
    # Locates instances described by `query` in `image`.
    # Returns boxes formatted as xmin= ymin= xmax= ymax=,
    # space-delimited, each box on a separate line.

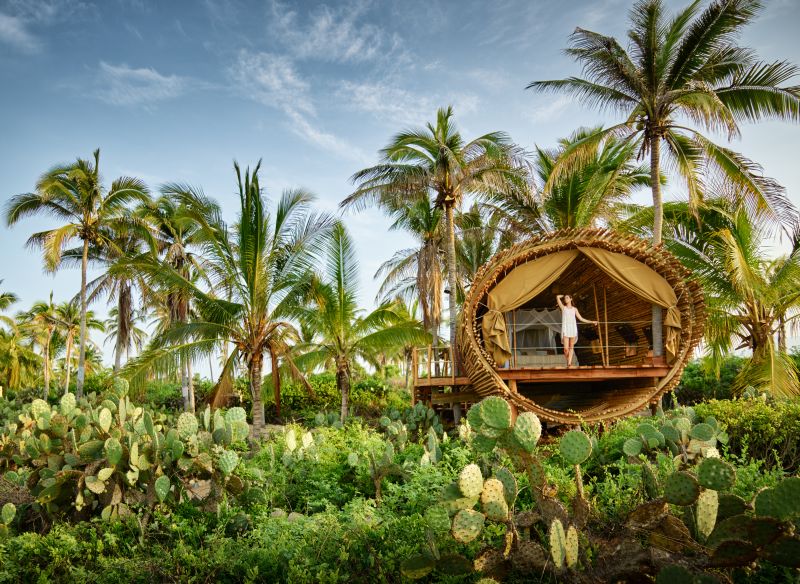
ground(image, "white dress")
xmin=562 ymin=306 xmax=578 ymax=339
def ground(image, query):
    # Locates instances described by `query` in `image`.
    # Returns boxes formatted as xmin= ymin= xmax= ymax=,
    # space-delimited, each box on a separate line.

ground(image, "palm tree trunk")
xmin=76 ymin=238 xmax=89 ymax=397
xmin=250 ymin=353 xmax=265 ymax=435
xmin=650 ymin=135 xmax=664 ymax=359
xmin=188 ymin=359 xmax=195 ymax=412
xmin=43 ymin=335 xmax=51 ymax=399
xmin=779 ymin=315 xmax=787 ymax=354
xmin=181 ymin=360 xmax=191 ymax=411
xmin=338 ymin=364 xmax=351 ymax=422
xmin=270 ymin=349 xmax=281 ymax=419
xmin=64 ymin=335 xmax=73 ymax=394
xmin=445 ymin=204 xmax=459 ymax=373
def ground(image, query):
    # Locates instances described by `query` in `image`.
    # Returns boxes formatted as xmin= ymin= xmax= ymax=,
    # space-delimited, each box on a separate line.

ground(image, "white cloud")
xmin=229 ymin=50 xmax=367 ymax=162
xmin=268 ymin=0 xmax=402 ymax=64
xmin=96 ymin=62 xmax=188 ymax=107
xmin=337 ymin=80 xmax=480 ymax=126
xmin=526 ymin=95 xmax=573 ymax=123
xmin=0 ymin=12 xmax=39 ymax=53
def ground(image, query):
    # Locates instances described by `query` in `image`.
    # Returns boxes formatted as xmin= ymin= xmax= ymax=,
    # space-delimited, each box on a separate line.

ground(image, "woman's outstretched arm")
xmin=574 ymin=308 xmax=598 ymax=325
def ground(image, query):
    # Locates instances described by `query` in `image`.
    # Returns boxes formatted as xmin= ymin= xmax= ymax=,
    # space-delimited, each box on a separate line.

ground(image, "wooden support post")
xmin=411 ymin=348 xmax=417 ymax=405
xmin=512 ymin=310 xmax=517 ymax=369
xmin=603 ymin=286 xmax=609 ymax=367
xmin=593 ymin=284 xmax=605 ymax=368
xmin=427 ymin=346 xmax=432 ymax=380
xmin=509 ymin=379 xmax=518 ymax=393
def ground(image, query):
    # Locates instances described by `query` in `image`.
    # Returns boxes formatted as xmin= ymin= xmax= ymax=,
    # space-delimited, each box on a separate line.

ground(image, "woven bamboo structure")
xmin=458 ymin=228 xmax=705 ymax=424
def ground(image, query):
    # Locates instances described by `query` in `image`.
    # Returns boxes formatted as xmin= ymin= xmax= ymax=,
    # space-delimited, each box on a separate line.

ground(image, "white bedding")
xmin=511 ymin=353 xmax=576 ymax=367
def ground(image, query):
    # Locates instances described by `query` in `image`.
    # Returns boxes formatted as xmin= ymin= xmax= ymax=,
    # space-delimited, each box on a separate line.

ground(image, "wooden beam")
xmin=497 ymin=366 xmax=670 ymax=383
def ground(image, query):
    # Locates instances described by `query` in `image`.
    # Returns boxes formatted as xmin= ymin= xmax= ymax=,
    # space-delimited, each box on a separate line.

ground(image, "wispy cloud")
xmin=229 ymin=50 xmax=367 ymax=162
xmin=0 ymin=0 xmax=92 ymax=53
xmin=0 ymin=12 xmax=39 ymax=53
xmin=526 ymin=95 xmax=573 ymax=124
xmin=337 ymin=80 xmax=480 ymax=126
xmin=268 ymin=0 xmax=403 ymax=64
xmin=95 ymin=62 xmax=189 ymax=107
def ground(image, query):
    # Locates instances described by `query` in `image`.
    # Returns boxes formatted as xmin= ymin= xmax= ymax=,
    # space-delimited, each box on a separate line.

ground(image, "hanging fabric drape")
xmin=509 ymin=308 xmax=562 ymax=351
xmin=482 ymin=250 xmax=579 ymax=365
xmin=481 ymin=247 xmax=682 ymax=366
xmin=577 ymin=247 xmax=681 ymax=362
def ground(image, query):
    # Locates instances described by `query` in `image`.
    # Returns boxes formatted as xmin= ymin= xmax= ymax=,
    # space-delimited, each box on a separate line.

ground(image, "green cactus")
xmin=512 ymin=412 xmax=541 ymax=453
xmin=710 ymin=539 xmax=758 ymax=567
xmin=1 ymin=503 xmax=15 ymax=525
xmin=154 ymin=475 xmax=170 ymax=502
xmin=663 ymin=471 xmax=701 ymax=506
xmin=104 ymin=437 xmax=123 ymax=466
xmin=623 ymin=438 xmax=643 ymax=457
xmin=458 ymin=464 xmax=484 ymax=498
xmin=762 ymin=535 xmax=800 ymax=569
xmin=511 ymin=541 xmax=547 ymax=573
xmin=60 ymin=393 xmax=76 ymax=416
xmin=424 ymin=505 xmax=451 ymax=535
xmin=481 ymin=478 xmax=509 ymax=521
xmin=696 ymin=489 xmax=718 ymax=540
xmin=549 ymin=518 xmax=566 ymax=570
xmin=480 ymin=397 xmax=512 ymax=430
xmin=493 ymin=467 xmax=517 ymax=506
xmin=565 ymin=525 xmax=579 ymax=568
xmin=559 ymin=430 xmax=592 ymax=465
xmin=690 ymin=423 xmax=715 ymax=442
xmin=655 ymin=566 xmax=694 ymax=584
xmin=641 ymin=462 xmax=660 ymax=500
xmin=176 ymin=412 xmax=198 ymax=439
xmin=452 ymin=508 xmax=485 ymax=543
xmin=717 ymin=493 xmax=749 ymax=522
xmin=400 ymin=554 xmax=436 ymax=579
xmin=697 ymin=458 xmax=736 ymax=491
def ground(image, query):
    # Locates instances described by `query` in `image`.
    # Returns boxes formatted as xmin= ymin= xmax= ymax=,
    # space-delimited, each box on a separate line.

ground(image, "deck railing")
xmin=411 ymin=346 xmax=455 ymax=384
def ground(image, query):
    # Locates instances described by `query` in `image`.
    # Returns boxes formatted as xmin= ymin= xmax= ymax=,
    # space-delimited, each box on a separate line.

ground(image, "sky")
xmin=1 ymin=0 xmax=799 ymax=362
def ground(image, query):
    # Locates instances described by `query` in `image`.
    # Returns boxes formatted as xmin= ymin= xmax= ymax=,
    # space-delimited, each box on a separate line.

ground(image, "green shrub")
xmin=694 ymin=398 xmax=800 ymax=472
xmin=674 ymin=356 xmax=746 ymax=404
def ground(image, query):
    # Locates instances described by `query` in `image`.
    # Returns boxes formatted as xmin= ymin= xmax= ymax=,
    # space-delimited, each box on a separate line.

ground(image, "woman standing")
xmin=556 ymin=294 xmax=598 ymax=368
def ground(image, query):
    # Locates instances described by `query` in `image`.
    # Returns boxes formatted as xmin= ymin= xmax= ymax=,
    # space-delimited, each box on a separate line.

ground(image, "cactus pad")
xmin=97 ymin=408 xmax=112 ymax=433
xmin=663 ymin=471 xmax=700 ymax=506
xmin=763 ymin=535 xmax=800 ymax=569
xmin=493 ymin=467 xmax=517 ymax=506
xmin=466 ymin=402 xmax=484 ymax=431
xmin=549 ymin=518 xmax=566 ymax=570
xmin=60 ymin=393 xmax=76 ymax=415
xmin=104 ymin=438 xmax=123 ymax=466
xmin=481 ymin=478 xmax=509 ymax=521
xmin=559 ymin=430 xmax=592 ymax=465
xmin=30 ymin=399 xmax=49 ymax=419
xmin=641 ymin=462 xmax=660 ymax=500
xmin=511 ymin=541 xmax=546 ymax=573
xmin=512 ymin=412 xmax=541 ymax=453
xmin=224 ymin=407 xmax=247 ymax=426
xmin=690 ymin=423 xmax=715 ymax=442
xmin=458 ymin=464 xmax=484 ymax=498
xmin=655 ymin=566 xmax=694 ymax=584
xmin=479 ymin=397 xmax=512 ymax=430
xmin=154 ymin=475 xmax=170 ymax=502
xmin=709 ymin=539 xmax=757 ymax=567
xmin=436 ymin=553 xmax=473 ymax=576
xmin=716 ymin=493 xmax=748 ymax=522
xmin=565 ymin=525 xmax=578 ymax=568
xmin=697 ymin=458 xmax=736 ymax=491
xmin=623 ymin=438 xmax=643 ymax=457
xmin=472 ymin=434 xmax=497 ymax=454
xmin=754 ymin=487 xmax=785 ymax=520
xmin=696 ymin=489 xmax=718 ymax=540
xmin=1 ymin=503 xmax=16 ymax=525
xmin=424 ymin=505 xmax=451 ymax=534
xmin=452 ymin=509 xmax=485 ymax=543
xmin=176 ymin=412 xmax=198 ymax=439
xmin=217 ymin=449 xmax=239 ymax=476
xmin=400 ymin=554 xmax=435 ymax=579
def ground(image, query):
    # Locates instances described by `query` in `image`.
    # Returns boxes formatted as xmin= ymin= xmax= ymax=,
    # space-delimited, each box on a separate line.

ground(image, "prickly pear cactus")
xmin=480 ymin=396 xmax=512 ymax=430
xmin=452 ymin=508 xmax=485 ymax=543
xmin=664 ymin=471 xmax=701 ymax=506
xmin=481 ymin=478 xmax=509 ymax=521
xmin=458 ymin=464 xmax=484 ymax=498
xmin=565 ymin=525 xmax=579 ymax=568
xmin=217 ymin=449 xmax=239 ymax=476
xmin=696 ymin=489 xmax=718 ymax=540
xmin=559 ymin=430 xmax=592 ymax=465
xmin=154 ymin=475 xmax=170 ymax=503
xmin=177 ymin=412 xmax=199 ymax=439
xmin=697 ymin=457 xmax=736 ymax=491
xmin=549 ymin=518 xmax=566 ymax=570
xmin=512 ymin=412 xmax=541 ymax=453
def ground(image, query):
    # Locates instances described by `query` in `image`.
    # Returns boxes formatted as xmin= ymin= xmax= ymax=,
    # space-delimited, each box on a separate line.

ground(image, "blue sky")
xmin=1 ymin=0 xmax=799 ymax=359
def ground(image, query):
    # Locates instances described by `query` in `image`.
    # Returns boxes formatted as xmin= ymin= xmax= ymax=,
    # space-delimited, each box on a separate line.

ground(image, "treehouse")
xmin=412 ymin=229 xmax=705 ymax=425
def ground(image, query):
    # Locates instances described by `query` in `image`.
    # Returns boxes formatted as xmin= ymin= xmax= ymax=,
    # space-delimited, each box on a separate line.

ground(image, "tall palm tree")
xmin=5 ymin=149 xmax=150 ymax=396
xmin=373 ymin=194 xmax=445 ymax=343
xmin=0 ymin=280 xmax=17 ymax=315
xmin=295 ymin=223 xmax=428 ymax=421
xmin=18 ymin=294 xmax=58 ymax=398
xmin=344 ymin=106 xmax=529 ymax=370
xmin=104 ymin=307 xmax=147 ymax=365
xmin=664 ymin=201 xmax=800 ymax=396
xmin=528 ymin=0 xmax=800 ymax=356
xmin=456 ymin=204 xmax=515 ymax=292
xmin=52 ymin=300 xmax=103 ymax=394
xmin=124 ymin=162 xmax=332 ymax=433
xmin=486 ymin=128 xmax=651 ymax=235
xmin=0 ymin=319 xmax=40 ymax=391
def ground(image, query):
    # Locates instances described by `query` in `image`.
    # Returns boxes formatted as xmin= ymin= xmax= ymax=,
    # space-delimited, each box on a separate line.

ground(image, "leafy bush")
xmin=674 ymin=356 xmax=746 ymax=404
xmin=694 ymin=397 xmax=800 ymax=472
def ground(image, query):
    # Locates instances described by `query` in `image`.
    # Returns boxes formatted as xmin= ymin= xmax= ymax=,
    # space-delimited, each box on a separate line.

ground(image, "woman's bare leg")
xmin=565 ymin=337 xmax=575 ymax=367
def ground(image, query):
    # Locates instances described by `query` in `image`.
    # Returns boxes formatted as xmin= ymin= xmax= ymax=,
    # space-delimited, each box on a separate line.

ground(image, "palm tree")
xmin=18 ymin=294 xmax=58 ymax=398
xmin=373 ymin=194 xmax=445 ymax=343
xmin=456 ymin=204 xmax=515 ymax=292
xmin=0 ymin=280 xmax=17 ymax=314
xmin=664 ymin=201 xmax=800 ymax=396
xmin=295 ymin=223 xmax=428 ymax=421
xmin=52 ymin=300 xmax=104 ymax=394
xmin=5 ymin=149 xmax=150 ymax=396
xmin=344 ymin=106 xmax=529 ymax=370
xmin=486 ymin=128 xmax=651 ymax=235
xmin=0 ymin=319 xmax=40 ymax=391
xmin=104 ymin=307 xmax=147 ymax=365
xmin=528 ymin=0 xmax=800 ymax=357
xmin=124 ymin=162 xmax=332 ymax=433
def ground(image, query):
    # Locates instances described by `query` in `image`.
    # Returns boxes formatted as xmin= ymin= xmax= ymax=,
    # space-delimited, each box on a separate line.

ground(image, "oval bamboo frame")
xmin=457 ymin=228 xmax=705 ymax=424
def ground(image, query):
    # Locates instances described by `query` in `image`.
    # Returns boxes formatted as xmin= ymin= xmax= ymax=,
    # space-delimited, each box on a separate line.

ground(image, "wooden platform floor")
xmin=414 ymin=364 xmax=669 ymax=388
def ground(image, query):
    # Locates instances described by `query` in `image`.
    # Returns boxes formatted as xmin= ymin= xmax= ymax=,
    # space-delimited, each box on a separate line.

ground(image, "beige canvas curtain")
xmin=482 ymin=250 xmax=579 ymax=365
xmin=577 ymin=247 xmax=681 ymax=361
xmin=481 ymin=247 xmax=682 ymax=366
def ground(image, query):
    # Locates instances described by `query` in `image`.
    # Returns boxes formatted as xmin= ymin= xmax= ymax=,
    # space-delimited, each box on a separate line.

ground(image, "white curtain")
xmin=506 ymin=308 xmax=562 ymax=351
